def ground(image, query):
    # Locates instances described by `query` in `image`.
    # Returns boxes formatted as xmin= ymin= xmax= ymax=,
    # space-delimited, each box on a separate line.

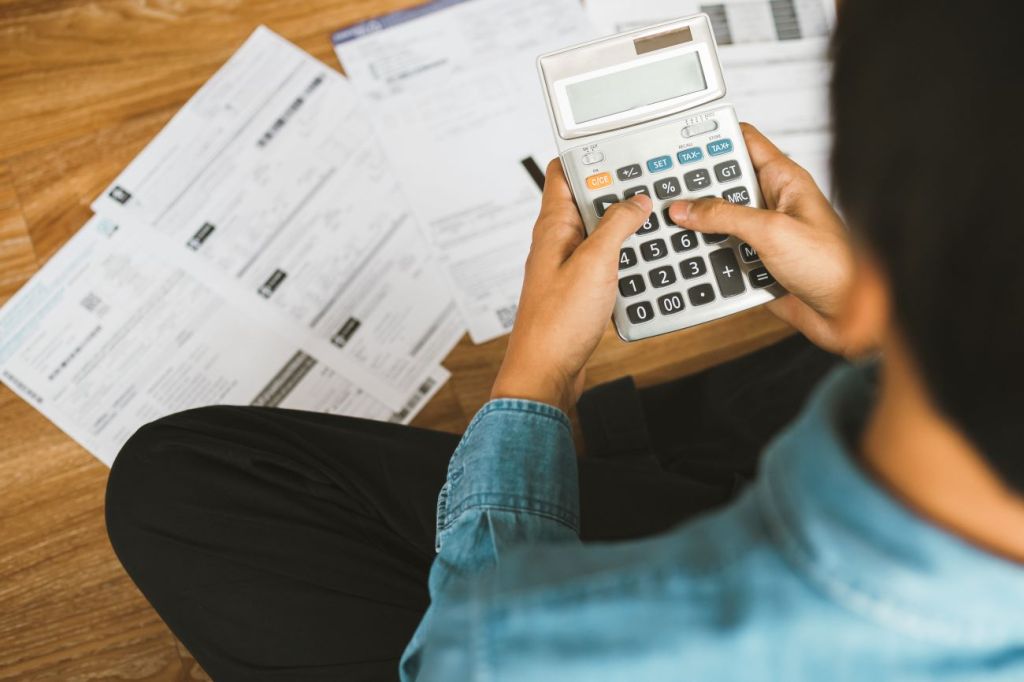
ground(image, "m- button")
xmin=714 ymin=160 xmax=741 ymax=182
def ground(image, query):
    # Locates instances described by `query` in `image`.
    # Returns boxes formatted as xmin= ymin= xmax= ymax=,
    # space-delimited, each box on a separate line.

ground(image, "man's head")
xmin=831 ymin=0 xmax=1023 ymax=487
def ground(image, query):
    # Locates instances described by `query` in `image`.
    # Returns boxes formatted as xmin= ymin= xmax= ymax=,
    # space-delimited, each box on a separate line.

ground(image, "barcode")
xmin=496 ymin=304 xmax=518 ymax=330
xmin=389 ymin=377 xmax=437 ymax=423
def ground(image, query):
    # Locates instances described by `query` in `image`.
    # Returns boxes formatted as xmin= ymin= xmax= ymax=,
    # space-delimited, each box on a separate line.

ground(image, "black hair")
xmin=831 ymin=0 xmax=1023 ymax=488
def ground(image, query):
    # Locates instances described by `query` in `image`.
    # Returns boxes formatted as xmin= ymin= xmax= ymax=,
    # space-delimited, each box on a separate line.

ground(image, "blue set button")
xmin=677 ymin=148 xmax=704 ymax=164
xmin=646 ymin=155 xmax=673 ymax=173
xmin=707 ymin=138 xmax=734 ymax=156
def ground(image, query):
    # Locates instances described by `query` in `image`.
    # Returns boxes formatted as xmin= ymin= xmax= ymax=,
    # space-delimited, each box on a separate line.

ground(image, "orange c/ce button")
xmin=586 ymin=172 xmax=613 ymax=191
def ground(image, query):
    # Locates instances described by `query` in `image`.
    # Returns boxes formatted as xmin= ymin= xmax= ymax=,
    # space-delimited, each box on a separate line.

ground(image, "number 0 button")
xmin=627 ymin=301 xmax=655 ymax=324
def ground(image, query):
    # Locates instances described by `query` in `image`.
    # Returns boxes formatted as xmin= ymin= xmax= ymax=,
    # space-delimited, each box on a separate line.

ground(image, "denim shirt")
xmin=400 ymin=365 xmax=1024 ymax=680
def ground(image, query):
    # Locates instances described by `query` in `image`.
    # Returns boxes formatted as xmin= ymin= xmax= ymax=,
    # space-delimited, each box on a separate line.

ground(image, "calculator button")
xmin=640 ymin=239 xmax=668 ymax=261
xmin=671 ymin=229 xmax=699 ymax=252
xmin=677 ymin=148 xmax=704 ymax=165
xmin=582 ymin=151 xmax=605 ymax=165
xmin=626 ymin=301 xmax=655 ymax=324
xmin=619 ymin=247 xmax=638 ymax=270
xmin=619 ymin=274 xmax=646 ymax=297
xmin=662 ymin=206 xmax=677 ymax=226
xmin=680 ymin=256 xmax=707 ymax=279
xmin=594 ymin=195 xmax=619 ymax=217
xmin=683 ymin=169 xmax=712 ymax=191
xmin=722 ymin=186 xmax=752 ymax=205
xmin=710 ymin=248 xmax=746 ymax=297
xmin=703 ymin=233 xmax=729 ymax=245
xmin=647 ymin=155 xmax=673 ymax=173
xmin=654 ymin=177 xmax=682 ymax=200
xmin=739 ymin=242 xmax=759 ymax=263
xmin=681 ymin=120 xmax=718 ymax=137
xmin=688 ymin=283 xmax=716 ymax=306
xmin=713 ymin=160 xmax=742 ymax=183
xmin=617 ymin=164 xmax=643 ymax=181
xmin=586 ymin=172 xmax=613 ymax=191
xmin=749 ymin=267 xmax=777 ymax=288
xmin=657 ymin=292 xmax=686 ymax=315
xmin=649 ymin=265 xmax=677 ymax=288
xmin=636 ymin=212 xmax=660 ymax=235
xmin=623 ymin=185 xmax=650 ymax=199
xmin=707 ymin=139 xmax=734 ymax=156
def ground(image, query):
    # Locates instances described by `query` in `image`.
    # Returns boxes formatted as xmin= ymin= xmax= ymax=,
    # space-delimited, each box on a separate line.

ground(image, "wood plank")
xmin=0 ymin=162 xmax=37 ymax=304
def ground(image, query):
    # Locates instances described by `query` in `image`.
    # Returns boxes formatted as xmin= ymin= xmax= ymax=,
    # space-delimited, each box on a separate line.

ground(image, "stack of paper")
xmin=0 ymin=28 xmax=459 ymax=465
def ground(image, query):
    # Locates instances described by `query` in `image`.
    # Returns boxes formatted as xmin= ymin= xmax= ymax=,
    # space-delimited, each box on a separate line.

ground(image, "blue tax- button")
xmin=677 ymin=148 xmax=704 ymax=165
xmin=646 ymin=155 xmax=673 ymax=173
xmin=707 ymin=138 xmax=734 ymax=156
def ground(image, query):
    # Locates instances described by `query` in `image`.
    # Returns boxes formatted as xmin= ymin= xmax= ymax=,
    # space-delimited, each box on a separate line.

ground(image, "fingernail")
xmin=672 ymin=201 xmax=692 ymax=223
xmin=629 ymin=194 xmax=652 ymax=208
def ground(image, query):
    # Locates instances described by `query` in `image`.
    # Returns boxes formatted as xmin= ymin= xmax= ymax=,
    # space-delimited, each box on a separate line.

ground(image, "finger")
xmin=531 ymin=158 xmax=586 ymax=263
xmin=668 ymin=197 xmax=784 ymax=252
xmin=739 ymin=122 xmax=791 ymax=175
xmin=576 ymin=193 xmax=652 ymax=260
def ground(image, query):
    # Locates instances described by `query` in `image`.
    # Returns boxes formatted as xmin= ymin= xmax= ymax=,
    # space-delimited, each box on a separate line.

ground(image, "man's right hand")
xmin=667 ymin=124 xmax=859 ymax=356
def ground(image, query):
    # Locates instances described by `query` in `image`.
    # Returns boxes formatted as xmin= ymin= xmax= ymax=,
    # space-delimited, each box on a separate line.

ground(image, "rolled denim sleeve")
xmin=401 ymin=399 xmax=582 ymax=679
xmin=435 ymin=399 xmax=580 ymax=555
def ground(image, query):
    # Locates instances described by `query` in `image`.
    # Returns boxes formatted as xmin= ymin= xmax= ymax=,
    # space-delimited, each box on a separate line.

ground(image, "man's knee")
xmin=105 ymin=406 xmax=232 ymax=557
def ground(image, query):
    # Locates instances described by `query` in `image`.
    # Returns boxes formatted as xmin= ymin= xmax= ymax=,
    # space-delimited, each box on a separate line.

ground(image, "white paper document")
xmin=332 ymin=0 xmax=599 ymax=343
xmin=94 ymin=27 xmax=463 ymax=408
xmin=0 ymin=216 xmax=448 ymax=466
xmin=584 ymin=0 xmax=836 ymax=194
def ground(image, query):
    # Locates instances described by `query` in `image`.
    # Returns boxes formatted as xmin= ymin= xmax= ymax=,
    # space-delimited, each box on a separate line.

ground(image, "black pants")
xmin=106 ymin=336 xmax=836 ymax=681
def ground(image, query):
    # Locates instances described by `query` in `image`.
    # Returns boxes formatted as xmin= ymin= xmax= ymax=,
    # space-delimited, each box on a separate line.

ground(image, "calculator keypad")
xmin=568 ymin=105 xmax=780 ymax=341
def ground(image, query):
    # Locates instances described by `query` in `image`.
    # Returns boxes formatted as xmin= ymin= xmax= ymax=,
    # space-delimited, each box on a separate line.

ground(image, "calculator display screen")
xmin=565 ymin=53 xmax=707 ymax=125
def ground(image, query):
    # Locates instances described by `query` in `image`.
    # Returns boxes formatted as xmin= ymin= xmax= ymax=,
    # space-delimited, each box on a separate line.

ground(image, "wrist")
xmin=491 ymin=366 xmax=575 ymax=415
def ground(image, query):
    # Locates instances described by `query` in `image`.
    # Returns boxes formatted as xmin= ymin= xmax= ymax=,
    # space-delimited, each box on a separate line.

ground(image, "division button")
xmin=709 ymin=248 xmax=746 ymax=297
xmin=683 ymin=168 xmax=712 ymax=191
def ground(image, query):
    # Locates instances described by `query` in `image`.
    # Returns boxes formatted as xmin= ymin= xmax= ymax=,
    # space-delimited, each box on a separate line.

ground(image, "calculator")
xmin=538 ymin=14 xmax=783 ymax=342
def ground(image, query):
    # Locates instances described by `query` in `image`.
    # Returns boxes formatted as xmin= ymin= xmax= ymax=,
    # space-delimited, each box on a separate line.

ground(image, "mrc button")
xmin=714 ymin=160 xmax=741 ymax=182
xmin=722 ymin=186 xmax=751 ymax=205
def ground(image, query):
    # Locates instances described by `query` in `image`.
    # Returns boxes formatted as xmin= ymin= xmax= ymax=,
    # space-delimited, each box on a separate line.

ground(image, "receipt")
xmin=584 ymin=0 xmax=835 ymax=194
xmin=0 ymin=216 xmax=448 ymax=466
xmin=93 ymin=27 xmax=462 ymax=409
xmin=332 ymin=0 xmax=599 ymax=343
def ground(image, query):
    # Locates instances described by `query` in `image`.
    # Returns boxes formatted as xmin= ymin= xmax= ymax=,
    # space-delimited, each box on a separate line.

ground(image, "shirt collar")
xmin=757 ymin=363 xmax=1024 ymax=646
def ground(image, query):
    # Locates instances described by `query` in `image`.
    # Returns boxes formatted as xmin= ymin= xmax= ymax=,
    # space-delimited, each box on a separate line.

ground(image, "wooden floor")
xmin=0 ymin=1 xmax=791 ymax=679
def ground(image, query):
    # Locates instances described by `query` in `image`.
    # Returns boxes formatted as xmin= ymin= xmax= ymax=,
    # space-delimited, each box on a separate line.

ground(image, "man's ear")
xmin=835 ymin=244 xmax=891 ymax=357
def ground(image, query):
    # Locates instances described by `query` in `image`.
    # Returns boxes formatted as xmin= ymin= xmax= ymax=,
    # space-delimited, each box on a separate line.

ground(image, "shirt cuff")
xmin=435 ymin=399 xmax=579 ymax=551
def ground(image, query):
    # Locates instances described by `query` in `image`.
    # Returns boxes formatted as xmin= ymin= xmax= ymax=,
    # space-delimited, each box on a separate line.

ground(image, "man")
xmin=106 ymin=0 xmax=1023 ymax=679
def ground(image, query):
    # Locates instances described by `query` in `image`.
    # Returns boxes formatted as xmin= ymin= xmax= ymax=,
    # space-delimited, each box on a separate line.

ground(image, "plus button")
xmin=721 ymin=266 xmax=735 ymax=278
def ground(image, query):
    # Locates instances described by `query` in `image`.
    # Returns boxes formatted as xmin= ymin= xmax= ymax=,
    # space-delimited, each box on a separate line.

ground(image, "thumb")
xmin=668 ymin=198 xmax=783 ymax=254
xmin=580 ymin=193 xmax=653 ymax=258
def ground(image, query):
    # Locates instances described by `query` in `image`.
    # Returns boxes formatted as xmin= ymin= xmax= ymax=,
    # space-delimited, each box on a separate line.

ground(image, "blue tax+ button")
xmin=646 ymin=155 xmax=673 ymax=173
xmin=707 ymin=138 xmax=733 ymax=156
xmin=677 ymin=148 xmax=704 ymax=165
